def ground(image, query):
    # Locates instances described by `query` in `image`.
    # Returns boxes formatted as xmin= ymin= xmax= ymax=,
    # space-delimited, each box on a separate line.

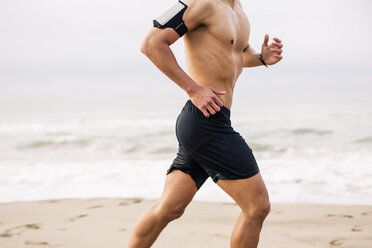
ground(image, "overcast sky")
xmin=0 ymin=0 xmax=371 ymax=111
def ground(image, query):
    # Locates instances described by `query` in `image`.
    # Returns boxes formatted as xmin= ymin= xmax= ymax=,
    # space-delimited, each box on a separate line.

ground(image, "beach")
xmin=0 ymin=198 xmax=371 ymax=248
xmin=1 ymin=0 xmax=372 ymax=247
xmin=0 ymin=96 xmax=371 ymax=248
xmin=1 ymin=105 xmax=372 ymax=248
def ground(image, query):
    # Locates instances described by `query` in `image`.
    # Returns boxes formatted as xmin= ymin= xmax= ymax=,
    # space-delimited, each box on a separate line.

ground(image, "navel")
xmin=230 ymin=39 xmax=234 ymax=45
xmin=243 ymin=45 xmax=249 ymax=52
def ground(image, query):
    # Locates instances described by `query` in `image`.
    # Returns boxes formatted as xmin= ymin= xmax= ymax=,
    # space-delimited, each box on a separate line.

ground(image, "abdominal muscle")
xmin=187 ymin=70 xmax=237 ymax=111
xmin=184 ymin=29 xmax=245 ymax=111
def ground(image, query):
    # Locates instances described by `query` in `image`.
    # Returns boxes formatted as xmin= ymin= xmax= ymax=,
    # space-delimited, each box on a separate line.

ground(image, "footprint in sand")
xmin=118 ymin=198 xmax=142 ymax=206
xmin=0 ymin=232 xmax=11 ymax=237
xmin=351 ymin=225 xmax=363 ymax=232
xmin=119 ymin=228 xmax=127 ymax=231
xmin=361 ymin=211 xmax=372 ymax=216
xmin=0 ymin=223 xmax=41 ymax=238
xmin=25 ymin=241 xmax=48 ymax=246
xmin=38 ymin=199 xmax=61 ymax=204
xmin=211 ymin=233 xmax=229 ymax=238
xmin=272 ymin=210 xmax=283 ymax=214
xmin=326 ymin=214 xmax=354 ymax=219
xmin=87 ymin=205 xmax=103 ymax=209
xmin=330 ymin=238 xmax=345 ymax=246
xmin=66 ymin=214 xmax=88 ymax=222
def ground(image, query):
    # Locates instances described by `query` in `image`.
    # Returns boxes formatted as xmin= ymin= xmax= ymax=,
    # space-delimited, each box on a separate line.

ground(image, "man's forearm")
xmin=142 ymin=40 xmax=199 ymax=96
xmin=243 ymin=46 xmax=262 ymax=68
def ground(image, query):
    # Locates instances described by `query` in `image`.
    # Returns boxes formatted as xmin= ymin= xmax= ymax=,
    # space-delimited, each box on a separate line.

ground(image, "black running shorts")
xmin=167 ymin=99 xmax=260 ymax=189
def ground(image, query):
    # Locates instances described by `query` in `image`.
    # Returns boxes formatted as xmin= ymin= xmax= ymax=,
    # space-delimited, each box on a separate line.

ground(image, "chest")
xmin=209 ymin=3 xmax=250 ymax=50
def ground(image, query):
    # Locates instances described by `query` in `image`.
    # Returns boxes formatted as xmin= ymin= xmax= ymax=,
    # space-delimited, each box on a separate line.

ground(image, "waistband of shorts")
xmin=186 ymin=99 xmax=231 ymax=120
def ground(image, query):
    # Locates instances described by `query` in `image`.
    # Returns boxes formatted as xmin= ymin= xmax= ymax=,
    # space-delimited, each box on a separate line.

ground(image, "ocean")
xmin=1 ymin=100 xmax=371 ymax=205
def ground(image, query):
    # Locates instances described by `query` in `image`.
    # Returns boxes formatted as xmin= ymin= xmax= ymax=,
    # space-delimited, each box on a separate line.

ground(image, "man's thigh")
xmin=158 ymin=170 xmax=198 ymax=210
xmin=216 ymin=172 xmax=269 ymax=211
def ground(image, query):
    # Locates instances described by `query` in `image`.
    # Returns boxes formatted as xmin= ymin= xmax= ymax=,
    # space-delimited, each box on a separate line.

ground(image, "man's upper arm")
xmin=182 ymin=0 xmax=213 ymax=32
xmin=148 ymin=0 xmax=213 ymax=44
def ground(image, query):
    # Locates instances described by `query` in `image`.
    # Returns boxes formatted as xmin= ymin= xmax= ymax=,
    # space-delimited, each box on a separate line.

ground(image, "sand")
xmin=0 ymin=198 xmax=371 ymax=248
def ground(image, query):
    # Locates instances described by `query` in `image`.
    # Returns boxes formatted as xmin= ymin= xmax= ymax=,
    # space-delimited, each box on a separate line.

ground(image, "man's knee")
xmin=155 ymin=201 xmax=186 ymax=221
xmin=243 ymin=199 xmax=271 ymax=221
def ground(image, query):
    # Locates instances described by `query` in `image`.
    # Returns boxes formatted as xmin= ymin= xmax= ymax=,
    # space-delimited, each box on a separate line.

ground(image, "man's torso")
xmin=183 ymin=0 xmax=250 ymax=109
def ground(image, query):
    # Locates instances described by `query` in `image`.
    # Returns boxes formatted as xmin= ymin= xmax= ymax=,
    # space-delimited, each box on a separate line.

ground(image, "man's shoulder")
xmin=183 ymin=0 xmax=216 ymax=12
xmin=182 ymin=0 xmax=217 ymax=29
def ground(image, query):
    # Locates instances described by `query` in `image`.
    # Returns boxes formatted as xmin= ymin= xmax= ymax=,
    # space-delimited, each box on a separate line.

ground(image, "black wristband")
xmin=259 ymin=54 xmax=268 ymax=67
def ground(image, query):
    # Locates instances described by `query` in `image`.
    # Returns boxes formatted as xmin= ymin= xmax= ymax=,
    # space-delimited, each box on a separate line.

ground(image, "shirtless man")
xmin=128 ymin=0 xmax=283 ymax=247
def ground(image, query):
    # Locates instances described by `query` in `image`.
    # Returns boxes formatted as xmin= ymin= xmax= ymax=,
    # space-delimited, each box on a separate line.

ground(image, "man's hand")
xmin=188 ymin=85 xmax=225 ymax=118
xmin=261 ymin=34 xmax=283 ymax=65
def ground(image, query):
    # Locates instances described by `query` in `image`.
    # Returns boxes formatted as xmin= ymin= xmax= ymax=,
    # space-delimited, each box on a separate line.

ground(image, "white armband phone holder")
xmin=153 ymin=0 xmax=189 ymax=37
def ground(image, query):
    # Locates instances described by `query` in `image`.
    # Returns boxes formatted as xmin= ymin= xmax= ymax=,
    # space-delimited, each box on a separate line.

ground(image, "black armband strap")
xmin=259 ymin=54 xmax=268 ymax=67
xmin=153 ymin=0 xmax=189 ymax=37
